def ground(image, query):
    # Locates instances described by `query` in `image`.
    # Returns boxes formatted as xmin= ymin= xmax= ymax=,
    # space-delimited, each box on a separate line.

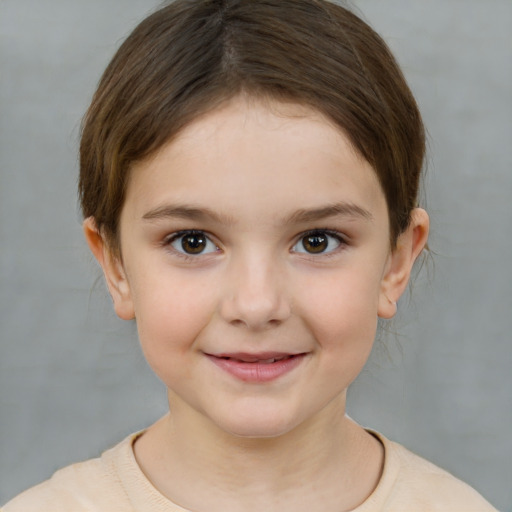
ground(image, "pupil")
xmin=303 ymin=234 xmax=327 ymax=253
xmin=182 ymin=234 xmax=206 ymax=254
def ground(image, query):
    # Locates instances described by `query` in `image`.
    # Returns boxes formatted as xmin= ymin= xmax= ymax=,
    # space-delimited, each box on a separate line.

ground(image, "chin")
xmin=225 ymin=422 xmax=296 ymax=440
xmin=212 ymin=406 xmax=304 ymax=440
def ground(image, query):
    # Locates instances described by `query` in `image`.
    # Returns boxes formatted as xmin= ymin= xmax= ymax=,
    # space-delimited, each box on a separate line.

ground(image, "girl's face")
xmin=89 ymin=97 xmax=425 ymax=438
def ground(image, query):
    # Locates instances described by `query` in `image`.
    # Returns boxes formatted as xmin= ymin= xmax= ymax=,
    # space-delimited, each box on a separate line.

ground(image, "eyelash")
xmin=291 ymin=229 xmax=347 ymax=257
xmin=163 ymin=230 xmax=220 ymax=260
xmin=162 ymin=228 xmax=347 ymax=259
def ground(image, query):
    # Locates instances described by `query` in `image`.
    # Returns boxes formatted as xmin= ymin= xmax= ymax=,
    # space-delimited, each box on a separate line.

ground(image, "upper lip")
xmin=206 ymin=352 xmax=305 ymax=363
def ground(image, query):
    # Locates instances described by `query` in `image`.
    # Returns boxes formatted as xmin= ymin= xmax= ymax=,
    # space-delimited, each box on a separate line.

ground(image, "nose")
xmin=219 ymin=253 xmax=291 ymax=330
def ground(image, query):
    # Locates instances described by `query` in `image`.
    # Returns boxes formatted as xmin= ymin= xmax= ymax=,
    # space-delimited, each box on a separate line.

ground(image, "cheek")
xmin=129 ymin=272 xmax=217 ymax=380
xmin=296 ymin=268 xmax=381 ymax=367
xmin=299 ymin=265 xmax=382 ymax=327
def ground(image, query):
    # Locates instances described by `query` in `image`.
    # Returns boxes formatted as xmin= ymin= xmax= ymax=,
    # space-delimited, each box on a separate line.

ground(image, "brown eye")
xmin=292 ymin=230 xmax=342 ymax=255
xmin=302 ymin=233 xmax=328 ymax=253
xmin=181 ymin=233 xmax=207 ymax=254
xmin=169 ymin=231 xmax=218 ymax=256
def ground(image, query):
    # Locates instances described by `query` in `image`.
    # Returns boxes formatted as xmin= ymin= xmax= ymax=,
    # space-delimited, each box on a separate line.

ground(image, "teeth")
xmin=258 ymin=356 xmax=293 ymax=363
xmin=222 ymin=355 xmax=295 ymax=363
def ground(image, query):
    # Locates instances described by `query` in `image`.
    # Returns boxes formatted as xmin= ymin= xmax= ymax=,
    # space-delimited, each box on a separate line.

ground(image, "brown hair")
xmin=79 ymin=0 xmax=425 ymax=254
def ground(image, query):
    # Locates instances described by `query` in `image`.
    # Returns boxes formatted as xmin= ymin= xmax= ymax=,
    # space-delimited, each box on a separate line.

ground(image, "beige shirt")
xmin=2 ymin=431 xmax=497 ymax=512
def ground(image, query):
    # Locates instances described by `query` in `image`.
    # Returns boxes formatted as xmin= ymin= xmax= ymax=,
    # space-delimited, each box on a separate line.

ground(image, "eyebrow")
xmin=142 ymin=201 xmax=372 ymax=226
xmin=142 ymin=204 xmax=236 ymax=225
xmin=284 ymin=202 xmax=373 ymax=224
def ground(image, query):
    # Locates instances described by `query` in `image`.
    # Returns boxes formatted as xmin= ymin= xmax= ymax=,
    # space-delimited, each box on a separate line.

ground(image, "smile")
xmin=219 ymin=353 xmax=294 ymax=363
xmin=205 ymin=352 xmax=307 ymax=382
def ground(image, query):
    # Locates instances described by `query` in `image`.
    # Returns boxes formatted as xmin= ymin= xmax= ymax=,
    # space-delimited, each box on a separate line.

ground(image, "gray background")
xmin=1 ymin=0 xmax=511 ymax=509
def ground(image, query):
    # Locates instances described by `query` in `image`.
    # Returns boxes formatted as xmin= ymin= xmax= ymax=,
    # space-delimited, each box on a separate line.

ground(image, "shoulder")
xmin=362 ymin=431 xmax=498 ymax=512
xmin=1 ymin=435 xmax=138 ymax=512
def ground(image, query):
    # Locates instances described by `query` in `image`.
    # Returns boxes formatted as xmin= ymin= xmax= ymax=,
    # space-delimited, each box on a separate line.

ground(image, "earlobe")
xmin=82 ymin=217 xmax=135 ymax=320
xmin=378 ymin=208 xmax=429 ymax=319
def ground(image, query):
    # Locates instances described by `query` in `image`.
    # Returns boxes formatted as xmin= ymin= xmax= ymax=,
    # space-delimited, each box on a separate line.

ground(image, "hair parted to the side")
xmin=79 ymin=0 xmax=425 ymax=255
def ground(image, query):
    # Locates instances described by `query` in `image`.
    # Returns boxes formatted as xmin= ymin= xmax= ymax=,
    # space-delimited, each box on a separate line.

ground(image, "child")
xmin=2 ymin=0 xmax=498 ymax=510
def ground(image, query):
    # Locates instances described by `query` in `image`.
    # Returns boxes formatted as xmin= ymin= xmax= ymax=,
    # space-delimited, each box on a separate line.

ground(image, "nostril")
xmin=219 ymin=278 xmax=291 ymax=329
xmin=229 ymin=319 xmax=246 ymax=328
xmin=229 ymin=317 xmax=282 ymax=330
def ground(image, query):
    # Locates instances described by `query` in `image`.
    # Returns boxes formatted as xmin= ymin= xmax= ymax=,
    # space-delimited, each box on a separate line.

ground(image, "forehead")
xmin=123 ymin=97 xmax=387 ymax=227
xmin=169 ymin=97 xmax=358 ymax=164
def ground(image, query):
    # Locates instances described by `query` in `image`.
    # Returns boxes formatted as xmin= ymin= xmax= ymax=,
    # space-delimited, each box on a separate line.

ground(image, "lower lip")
xmin=206 ymin=354 xmax=306 ymax=383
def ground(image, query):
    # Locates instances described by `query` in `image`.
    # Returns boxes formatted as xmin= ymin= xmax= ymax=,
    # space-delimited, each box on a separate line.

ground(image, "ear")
xmin=83 ymin=217 xmax=135 ymax=320
xmin=378 ymin=208 xmax=429 ymax=319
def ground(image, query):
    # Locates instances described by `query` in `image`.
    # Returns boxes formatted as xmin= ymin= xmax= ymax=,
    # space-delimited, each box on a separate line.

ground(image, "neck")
xmin=134 ymin=394 xmax=384 ymax=512
xmin=172 ymin=393 xmax=347 ymax=483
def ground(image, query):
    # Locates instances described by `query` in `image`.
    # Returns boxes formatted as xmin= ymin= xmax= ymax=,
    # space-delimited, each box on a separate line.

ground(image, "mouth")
xmin=205 ymin=352 xmax=307 ymax=382
xmin=213 ymin=353 xmax=301 ymax=364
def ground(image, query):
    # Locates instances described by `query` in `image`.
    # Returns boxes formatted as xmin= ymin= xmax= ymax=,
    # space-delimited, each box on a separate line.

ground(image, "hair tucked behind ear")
xmin=79 ymin=0 xmax=425 ymax=254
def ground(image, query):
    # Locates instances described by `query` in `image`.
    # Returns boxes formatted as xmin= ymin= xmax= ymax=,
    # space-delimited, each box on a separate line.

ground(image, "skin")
xmin=84 ymin=96 xmax=429 ymax=512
